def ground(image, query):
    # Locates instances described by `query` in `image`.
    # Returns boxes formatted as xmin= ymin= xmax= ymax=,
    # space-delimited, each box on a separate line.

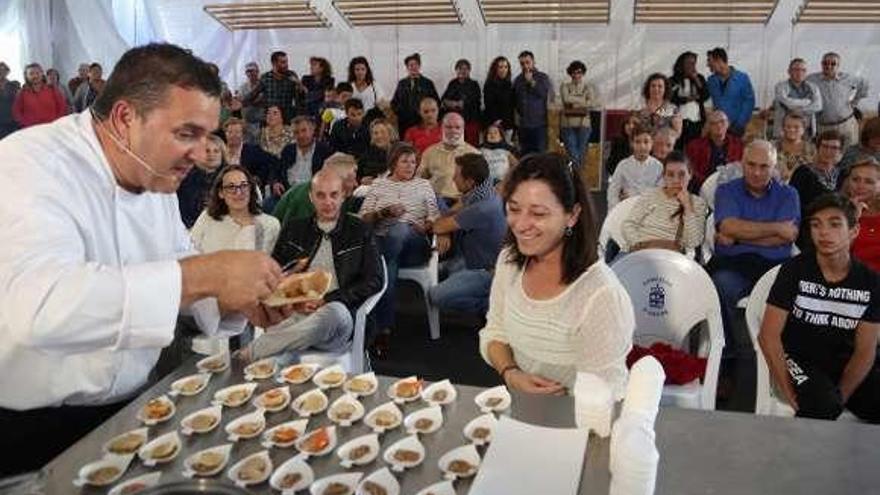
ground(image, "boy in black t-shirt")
xmin=759 ymin=193 xmax=880 ymax=422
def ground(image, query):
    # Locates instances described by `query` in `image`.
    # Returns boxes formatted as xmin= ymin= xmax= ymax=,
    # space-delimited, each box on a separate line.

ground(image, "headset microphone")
xmin=92 ymin=110 xmax=182 ymax=181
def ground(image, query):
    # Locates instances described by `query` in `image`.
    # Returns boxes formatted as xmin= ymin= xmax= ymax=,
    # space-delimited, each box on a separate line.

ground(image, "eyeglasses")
xmin=820 ymin=143 xmax=842 ymax=151
xmin=222 ymin=182 xmax=251 ymax=194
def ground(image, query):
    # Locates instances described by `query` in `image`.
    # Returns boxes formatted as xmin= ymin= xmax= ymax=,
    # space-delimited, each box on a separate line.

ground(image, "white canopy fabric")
xmin=3 ymin=0 xmax=878 ymax=112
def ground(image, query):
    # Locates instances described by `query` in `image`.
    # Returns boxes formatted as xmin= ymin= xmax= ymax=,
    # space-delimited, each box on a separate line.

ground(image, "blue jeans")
xmin=248 ymin=301 xmax=353 ymax=362
xmin=561 ymin=126 xmax=590 ymax=165
xmin=519 ymin=126 xmax=548 ymax=155
xmin=710 ymin=255 xmax=777 ymax=349
xmin=375 ymin=222 xmax=430 ymax=330
xmin=429 ymin=259 xmax=493 ymax=315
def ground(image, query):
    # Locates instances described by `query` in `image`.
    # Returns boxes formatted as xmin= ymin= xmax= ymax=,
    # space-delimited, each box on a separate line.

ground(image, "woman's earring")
xmin=564 ymin=226 xmax=573 ymax=237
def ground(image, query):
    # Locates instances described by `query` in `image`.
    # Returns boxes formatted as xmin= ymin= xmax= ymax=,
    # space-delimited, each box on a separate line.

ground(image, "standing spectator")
xmin=301 ymin=56 xmax=335 ymax=118
xmin=513 ymin=51 xmax=552 ymax=155
xmin=329 ymin=98 xmax=369 ymax=159
xmin=480 ymin=122 xmax=518 ymax=185
xmin=607 ymin=125 xmax=662 ymax=209
xmin=789 ymin=130 xmax=844 ymax=250
xmin=260 ymin=104 xmax=294 ymax=158
xmin=844 ymin=160 xmax=880 ymax=271
xmin=249 ymin=51 xmax=303 ymax=124
xmin=441 ymin=59 xmax=482 ymax=146
xmin=0 ymin=62 xmax=20 ymax=139
xmin=420 ymin=112 xmax=479 ymax=204
xmin=239 ymin=61 xmax=264 ymax=144
xmin=776 ymin=112 xmax=817 ymax=182
xmin=224 ymin=117 xmax=279 ymax=193
xmin=759 ymin=193 xmax=880 ymax=422
xmin=651 ymin=127 xmax=677 ymax=163
xmin=606 ymin=111 xmax=640 ymax=177
xmin=670 ymin=51 xmax=709 ymax=147
xmin=482 ymin=56 xmax=516 ymax=141
xmin=348 ymin=56 xmax=385 ymax=112
xmin=706 ymin=47 xmax=755 ymax=137
xmin=430 ymin=154 xmax=506 ymax=315
xmin=807 ymin=52 xmax=869 ymax=148
xmin=773 ymin=58 xmax=822 ymax=140
xmin=277 ymin=116 xmax=332 ymax=194
xmin=73 ymin=63 xmax=105 ymax=112
xmin=403 ymin=96 xmax=442 ymax=156
xmin=560 ymin=60 xmax=594 ymax=167
xmin=67 ymin=63 xmax=89 ymax=95
xmin=358 ymin=118 xmax=398 ymax=183
xmin=839 ymin=117 xmax=880 ymax=171
xmin=639 ymin=73 xmax=682 ymax=137
xmin=12 ymin=63 xmax=67 ymax=128
xmin=178 ymin=134 xmax=226 ymax=229
xmin=46 ymin=69 xmax=73 ymax=112
xmin=710 ymin=140 xmax=800 ymax=346
xmin=685 ymin=110 xmax=744 ymax=190
xmin=391 ymin=53 xmax=439 ymax=137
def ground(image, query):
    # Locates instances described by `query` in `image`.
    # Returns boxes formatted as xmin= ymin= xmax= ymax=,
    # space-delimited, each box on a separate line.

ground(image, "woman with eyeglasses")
xmin=190 ymin=165 xmax=280 ymax=255
xmin=621 ymin=150 xmax=707 ymax=253
xmin=559 ymin=60 xmax=594 ymax=167
xmin=479 ymin=153 xmax=634 ymax=397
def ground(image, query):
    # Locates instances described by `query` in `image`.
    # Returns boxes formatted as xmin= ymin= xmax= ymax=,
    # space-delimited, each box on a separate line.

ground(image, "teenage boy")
xmin=606 ymin=125 xmax=662 ymax=209
xmin=759 ymin=193 xmax=880 ymax=422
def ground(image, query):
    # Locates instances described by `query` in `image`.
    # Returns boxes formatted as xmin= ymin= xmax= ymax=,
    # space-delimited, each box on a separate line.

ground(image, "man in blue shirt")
xmin=706 ymin=47 xmax=755 ymax=137
xmin=712 ymin=139 xmax=800 ymax=344
xmin=430 ymin=153 xmax=506 ymax=315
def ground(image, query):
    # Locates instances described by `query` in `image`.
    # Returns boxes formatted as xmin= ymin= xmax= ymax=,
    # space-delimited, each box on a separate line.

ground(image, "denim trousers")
xmin=249 ymin=301 xmax=353 ymax=361
xmin=560 ymin=126 xmax=590 ymax=166
xmin=429 ymin=257 xmax=493 ymax=316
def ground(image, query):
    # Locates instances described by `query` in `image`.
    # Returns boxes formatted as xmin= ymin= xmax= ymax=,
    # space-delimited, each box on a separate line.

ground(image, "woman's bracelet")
xmin=499 ymin=364 xmax=520 ymax=381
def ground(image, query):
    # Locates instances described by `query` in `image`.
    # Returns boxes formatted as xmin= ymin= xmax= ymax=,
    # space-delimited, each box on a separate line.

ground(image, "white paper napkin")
xmin=622 ymin=356 xmax=665 ymax=427
xmin=609 ymin=419 xmax=659 ymax=495
xmin=572 ymin=372 xmax=614 ymax=437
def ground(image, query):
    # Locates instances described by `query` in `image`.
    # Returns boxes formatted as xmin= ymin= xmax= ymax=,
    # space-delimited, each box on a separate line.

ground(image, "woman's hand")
xmin=271 ymin=182 xmax=286 ymax=197
xmin=675 ymin=190 xmax=693 ymax=213
xmin=504 ymin=369 xmax=566 ymax=395
xmin=382 ymin=204 xmax=405 ymax=219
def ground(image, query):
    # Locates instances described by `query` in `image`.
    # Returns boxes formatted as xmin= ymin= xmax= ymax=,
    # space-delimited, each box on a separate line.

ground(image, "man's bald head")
xmin=310 ymin=169 xmax=345 ymax=223
xmin=442 ymin=111 xmax=465 ymax=146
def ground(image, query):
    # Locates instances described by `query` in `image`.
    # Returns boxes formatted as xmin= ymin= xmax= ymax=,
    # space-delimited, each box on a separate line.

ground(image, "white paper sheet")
xmin=469 ymin=416 xmax=589 ymax=495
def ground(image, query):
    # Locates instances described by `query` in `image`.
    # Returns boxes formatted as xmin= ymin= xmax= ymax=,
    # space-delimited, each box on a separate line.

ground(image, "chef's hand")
xmin=242 ymin=303 xmax=297 ymax=328
xmin=182 ymin=250 xmax=282 ymax=311
xmin=298 ymin=299 xmax=325 ymax=315
xmin=504 ymin=369 xmax=565 ymax=395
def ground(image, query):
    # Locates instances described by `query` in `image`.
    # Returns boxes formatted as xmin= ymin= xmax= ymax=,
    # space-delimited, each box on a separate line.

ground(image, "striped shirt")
xmin=359 ymin=176 xmax=440 ymax=235
xmin=621 ymin=187 xmax=708 ymax=251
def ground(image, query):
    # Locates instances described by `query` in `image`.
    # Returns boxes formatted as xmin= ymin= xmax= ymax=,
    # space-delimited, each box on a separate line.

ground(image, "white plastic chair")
xmin=300 ymin=258 xmax=388 ymax=374
xmin=598 ymin=196 xmax=641 ymax=259
xmin=699 ymin=171 xmax=720 ymax=211
xmin=611 ymin=249 xmax=725 ymax=410
xmin=399 ymin=238 xmax=440 ymax=340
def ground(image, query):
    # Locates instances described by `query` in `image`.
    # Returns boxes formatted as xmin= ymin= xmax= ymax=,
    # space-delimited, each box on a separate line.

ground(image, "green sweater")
xmin=272 ymin=182 xmax=362 ymax=226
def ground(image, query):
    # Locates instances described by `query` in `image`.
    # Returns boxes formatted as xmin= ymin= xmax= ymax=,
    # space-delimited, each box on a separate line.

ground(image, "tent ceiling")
xmin=634 ymin=0 xmax=779 ymax=24
xmin=479 ymin=1 xmax=610 ymax=24
xmin=333 ymin=0 xmax=463 ymax=26
xmin=794 ymin=0 xmax=880 ymax=23
xmin=203 ymin=1 xmax=329 ymax=30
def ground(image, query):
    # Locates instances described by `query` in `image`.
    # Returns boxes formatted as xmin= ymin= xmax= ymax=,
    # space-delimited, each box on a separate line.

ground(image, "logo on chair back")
xmin=642 ymin=276 xmax=670 ymax=317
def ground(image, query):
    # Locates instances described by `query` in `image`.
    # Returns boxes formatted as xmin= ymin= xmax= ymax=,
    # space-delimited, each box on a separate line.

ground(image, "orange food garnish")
xmin=272 ymin=427 xmax=299 ymax=443
xmin=301 ymin=427 xmax=330 ymax=453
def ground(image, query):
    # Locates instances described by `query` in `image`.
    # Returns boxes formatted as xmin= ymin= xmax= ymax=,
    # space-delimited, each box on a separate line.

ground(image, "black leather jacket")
xmin=271 ymin=213 xmax=383 ymax=313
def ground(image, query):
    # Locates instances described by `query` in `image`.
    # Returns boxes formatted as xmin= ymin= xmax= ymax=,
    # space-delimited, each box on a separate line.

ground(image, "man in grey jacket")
xmin=773 ymin=58 xmax=822 ymax=139
xmin=513 ymin=51 xmax=552 ymax=155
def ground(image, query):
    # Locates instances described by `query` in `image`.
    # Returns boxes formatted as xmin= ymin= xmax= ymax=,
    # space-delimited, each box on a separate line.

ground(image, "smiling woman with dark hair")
xmin=479 ymin=152 xmax=634 ymax=397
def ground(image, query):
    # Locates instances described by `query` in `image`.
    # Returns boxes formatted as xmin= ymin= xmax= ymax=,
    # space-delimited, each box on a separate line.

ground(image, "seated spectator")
xmin=73 ymin=63 xmax=105 ymax=112
xmin=223 ymin=117 xmax=279 ymax=193
xmin=607 ymin=125 xmax=662 ymax=210
xmin=358 ymin=118 xmax=398 ymax=183
xmin=606 ymin=111 xmax=640 ymax=176
xmin=844 ymin=159 xmax=880 ymax=271
xmin=686 ymin=110 xmax=744 ymax=190
xmin=45 ymin=68 xmax=73 ymax=112
xmin=638 ymin=72 xmax=682 ymax=137
xmin=479 ymin=152 xmax=634 ymax=396
xmin=12 ymin=63 xmax=67 ymax=128
xmin=178 ymin=134 xmax=226 ymax=228
xmin=710 ymin=140 xmax=800 ymax=346
xmin=839 ymin=117 xmax=880 ymax=171
xmin=441 ymin=58 xmax=482 ymax=146
xmin=276 ymin=116 xmax=332 ymax=195
xmin=301 ymin=56 xmax=335 ymax=118
xmin=559 ymin=60 xmax=594 ymax=167
xmin=429 ymin=154 xmax=506 ymax=315
xmin=239 ymin=167 xmax=383 ymax=362
xmin=420 ymin=112 xmax=480 ymax=204
xmin=329 ymin=97 xmax=369 ymax=159
xmin=670 ymin=51 xmax=709 ymax=148
xmin=789 ymin=130 xmax=844 ymax=249
xmin=651 ymin=127 xmax=677 ymax=162
xmin=359 ymin=143 xmax=439 ymax=336
xmin=776 ymin=112 xmax=817 ymax=182
xmin=621 ymin=151 xmax=707 ymax=253
xmin=759 ymin=193 xmax=880 ymax=423
xmin=260 ymin=104 xmax=294 ymax=157
xmin=403 ymin=96 xmax=442 ymax=156
xmin=190 ymin=165 xmax=280 ymax=254
xmin=273 ymin=152 xmax=361 ymax=226
xmin=480 ymin=122 xmax=518 ymax=185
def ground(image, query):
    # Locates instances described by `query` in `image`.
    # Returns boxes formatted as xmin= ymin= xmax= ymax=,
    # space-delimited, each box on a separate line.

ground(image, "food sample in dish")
xmin=283 ymin=365 xmax=315 ymax=383
xmin=392 ymin=449 xmax=421 ymax=463
xmin=142 ymin=398 xmax=172 ymax=420
xmin=187 ymin=413 xmax=218 ymax=431
xmin=346 ymin=377 xmax=374 ymax=393
xmin=414 ymin=418 xmax=434 ymax=431
xmin=394 ymin=379 xmax=421 ymax=399
xmin=278 ymin=472 xmax=303 ymax=489
xmin=86 ymin=466 xmax=121 ymax=485
xmin=431 ymin=390 xmax=449 ymax=402
xmin=259 ymin=388 xmax=288 ymax=409
xmin=245 ymin=359 xmax=276 ymax=379
xmin=118 ymin=482 xmax=147 ymax=494
xmin=322 ymin=482 xmax=352 ymax=495
xmin=225 ymin=389 xmax=250 ymax=406
xmin=361 ymin=481 xmax=388 ymax=495
xmin=331 ymin=402 xmax=357 ymax=420
xmin=272 ymin=426 xmax=299 ymax=444
xmin=446 ymin=460 xmax=476 ymax=475
xmin=471 ymin=427 xmax=491 ymax=440
xmin=236 ymin=456 xmax=269 ymax=482
xmin=199 ymin=356 xmax=227 ymax=372
xmin=320 ymin=371 xmax=346 ymax=387
xmin=299 ymin=427 xmax=331 ymax=454
xmin=190 ymin=451 xmax=225 ymax=475
xmin=273 ymin=270 xmax=332 ymax=301
xmin=106 ymin=432 xmax=145 ymax=455
xmin=484 ymin=397 xmax=503 ymax=408
xmin=233 ymin=421 xmax=262 ymax=436
xmin=348 ymin=444 xmax=372 ymax=461
xmin=148 ymin=441 xmax=178 ymax=461
xmin=372 ymin=410 xmax=399 ymax=427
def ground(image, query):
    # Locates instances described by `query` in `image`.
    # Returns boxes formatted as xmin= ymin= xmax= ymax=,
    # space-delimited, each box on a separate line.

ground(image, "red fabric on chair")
xmin=627 ymin=342 xmax=707 ymax=385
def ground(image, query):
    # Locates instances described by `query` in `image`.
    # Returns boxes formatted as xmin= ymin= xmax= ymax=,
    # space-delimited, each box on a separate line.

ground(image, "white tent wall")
xmin=2 ymin=0 xmax=877 ymax=112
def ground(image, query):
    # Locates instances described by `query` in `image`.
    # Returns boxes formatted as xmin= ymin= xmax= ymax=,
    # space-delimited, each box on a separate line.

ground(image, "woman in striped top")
xmin=621 ymin=150 xmax=708 ymax=253
xmin=360 ymin=142 xmax=440 ymax=333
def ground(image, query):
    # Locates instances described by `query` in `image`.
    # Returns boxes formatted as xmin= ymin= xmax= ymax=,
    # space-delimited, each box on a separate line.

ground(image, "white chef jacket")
xmin=0 ymin=111 xmax=245 ymax=410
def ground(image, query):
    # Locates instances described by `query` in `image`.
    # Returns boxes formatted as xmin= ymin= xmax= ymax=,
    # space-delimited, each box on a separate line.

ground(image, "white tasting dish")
xmin=225 ymin=409 xmax=266 ymax=441
xmin=137 ymin=431 xmax=182 ymax=467
xmin=404 ymin=405 xmax=444 ymax=435
xmin=336 ymin=433 xmax=380 ymax=468
xmin=182 ymin=443 xmax=232 ymax=478
xmin=270 ymin=454 xmax=315 ymax=494
xmin=73 ymin=454 xmax=133 ymax=487
xmin=227 ymin=450 xmax=273 ymax=487
xmin=382 ymin=434 xmax=426 ymax=472
xmin=179 ymin=405 xmax=222 ymax=436
xmin=356 ymin=467 xmax=400 ymax=495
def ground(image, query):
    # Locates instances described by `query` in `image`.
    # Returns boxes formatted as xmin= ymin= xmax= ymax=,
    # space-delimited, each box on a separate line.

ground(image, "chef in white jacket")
xmin=0 ymin=43 xmax=294 ymax=476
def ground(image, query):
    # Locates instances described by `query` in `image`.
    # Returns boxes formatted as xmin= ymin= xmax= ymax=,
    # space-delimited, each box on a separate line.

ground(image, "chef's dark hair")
xmin=93 ymin=43 xmax=221 ymax=119
xmin=501 ymin=152 xmax=598 ymax=284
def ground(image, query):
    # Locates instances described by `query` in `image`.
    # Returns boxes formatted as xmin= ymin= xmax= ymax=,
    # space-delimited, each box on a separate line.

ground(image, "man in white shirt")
xmin=0 ymin=43 xmax=294 ymax=476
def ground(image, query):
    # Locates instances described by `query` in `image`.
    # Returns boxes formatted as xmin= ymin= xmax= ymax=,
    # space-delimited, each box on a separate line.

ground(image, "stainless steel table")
xmin=38 ymin=358 xmax=880 ymax=494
